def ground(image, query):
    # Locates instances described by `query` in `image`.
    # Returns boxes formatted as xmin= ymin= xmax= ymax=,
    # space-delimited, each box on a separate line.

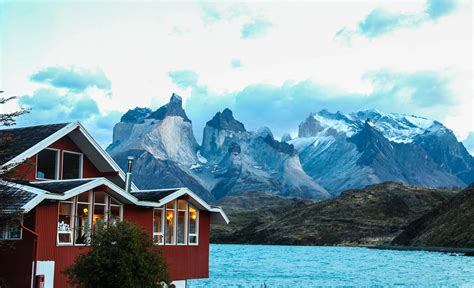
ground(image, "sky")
xmin=0 ymin=0 xmax=472 ymax=152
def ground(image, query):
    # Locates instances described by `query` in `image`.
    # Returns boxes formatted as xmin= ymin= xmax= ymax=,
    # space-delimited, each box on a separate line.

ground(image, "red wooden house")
xmin=0 ymin=122 xmax=228 ymax=288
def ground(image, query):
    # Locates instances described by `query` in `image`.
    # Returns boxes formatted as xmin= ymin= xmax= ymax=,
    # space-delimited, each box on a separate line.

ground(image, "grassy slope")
xmin=212 ymin=182 xmax=457 ymax=246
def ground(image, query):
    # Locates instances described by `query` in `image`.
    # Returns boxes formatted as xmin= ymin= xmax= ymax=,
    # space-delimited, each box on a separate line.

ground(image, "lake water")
xmin=189 ymin=244 xmax=474 ymax=287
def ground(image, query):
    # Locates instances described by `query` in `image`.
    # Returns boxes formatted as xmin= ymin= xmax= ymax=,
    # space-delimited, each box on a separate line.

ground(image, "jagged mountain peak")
xmin=256 ymin=126 xmax=273 ymax=139
xmin=281 ymin=133 xmax=292 ymax=142
xmin=120 ymin=107 xmax=152 ymax=124
xmin=206 ymin=108 xmax=246 ymax=132
xmin=147 ymin=93 xmax=191 ymax=123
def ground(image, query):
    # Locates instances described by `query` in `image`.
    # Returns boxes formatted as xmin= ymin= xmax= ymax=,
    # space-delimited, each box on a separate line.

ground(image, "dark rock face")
xmin=120 ymin=107 xmax=152 ymax=124
xmin=113 ymin=149 xmax=214 ymax=202
xmin=206 ymin=108 xmax=246 ymax=132
xmin=298 ymin=114 xmax=324 ymax=137
xmin=212 ymin=182 xmax=457 ymax=246
xmin=262 ymin=135 xmax=296 ymax=156
xmin=392 ymin=184 xmax=474 ymax=248
xmin=147 ymin=93 xmax=191 ymax=122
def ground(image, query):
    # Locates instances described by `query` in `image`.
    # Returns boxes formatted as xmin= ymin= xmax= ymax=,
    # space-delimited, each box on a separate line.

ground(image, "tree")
xmin=0 ymin=91 xmax=29 ymax=246
xmin=64 ymin=221 xmax=170 ymax=288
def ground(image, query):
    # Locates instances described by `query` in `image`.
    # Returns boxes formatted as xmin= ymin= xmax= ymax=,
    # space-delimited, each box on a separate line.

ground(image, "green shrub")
xmin=64 ymin=221 xmax=170 ymax=288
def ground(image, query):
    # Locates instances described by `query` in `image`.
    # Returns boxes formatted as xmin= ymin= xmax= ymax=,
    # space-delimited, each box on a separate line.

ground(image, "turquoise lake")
xmin=189 ymin=244 xmax=474 ymax=287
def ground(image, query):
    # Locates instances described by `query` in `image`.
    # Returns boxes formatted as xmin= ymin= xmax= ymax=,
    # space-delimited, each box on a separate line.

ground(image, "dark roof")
xmin=0 ymin=183 xmax=37 ymax=211
xmin=12 ymin=179 xmax=95 ymax=195
xmin=131 ymin=189 xmax=180 ymax=202
xmin=0 ymin=123 xmax=70 ymax=165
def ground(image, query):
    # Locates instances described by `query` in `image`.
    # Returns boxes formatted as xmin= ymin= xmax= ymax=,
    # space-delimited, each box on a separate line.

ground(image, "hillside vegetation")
xmin=212 ymin=182 xmax=457 ymax=246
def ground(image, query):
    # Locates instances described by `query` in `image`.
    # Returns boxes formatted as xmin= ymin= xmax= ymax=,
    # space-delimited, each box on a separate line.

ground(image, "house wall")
xmin=8 ymin=135 xmax=102 ymax=182
xmin=0 ymin=211 xmax=36 ymax=288
xmin=30 ymin=200 xmax=210 ymax=287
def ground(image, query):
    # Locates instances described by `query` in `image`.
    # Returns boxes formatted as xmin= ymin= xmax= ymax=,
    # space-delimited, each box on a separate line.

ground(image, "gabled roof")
xmin=0 ymin=182 xmax=37 ymax=211
xmin=4 ymin=178 xmax=229 ymax=225
xmin=0 ymin=122 xmax=138 ymax=191
xmin=0 ymin=123 xmax=69 ymax=165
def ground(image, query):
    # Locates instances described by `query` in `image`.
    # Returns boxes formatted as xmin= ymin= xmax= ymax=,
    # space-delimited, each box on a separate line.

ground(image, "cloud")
xmin=241 ymin=17 xmax=272 ymax=39
xmin=183 ymin=69 xmax=455 ymax=141
xmin=231 ymin=58 xmax=242 ymax=68
xmin=337 ymin=0 xmax=457 ymax=40
xmin=427 ymin=0 xmax=456 ymax=19
xmin=357 ymin=9 xmax=416 ymax=38
xmin=168 ymin=70 xmax=199 ymax=89
xmin=30 ymin=66 xmax=111 ymax=92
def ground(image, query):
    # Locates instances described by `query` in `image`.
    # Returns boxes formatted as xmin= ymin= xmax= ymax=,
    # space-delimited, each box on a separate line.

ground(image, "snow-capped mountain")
xmin=107 ymin=94 xmax=473 ymax=200
xmin=290 ymin=110 xmax=474 ymax=194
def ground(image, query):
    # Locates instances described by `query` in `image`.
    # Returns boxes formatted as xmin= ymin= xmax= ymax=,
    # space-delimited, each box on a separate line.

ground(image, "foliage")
xmin=64 ymin=221 xmax=170 ymax=288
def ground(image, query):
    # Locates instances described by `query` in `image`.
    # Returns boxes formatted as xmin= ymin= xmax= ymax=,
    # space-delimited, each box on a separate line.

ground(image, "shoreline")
xmin=368 ymin=245 xmax=474 ymax=255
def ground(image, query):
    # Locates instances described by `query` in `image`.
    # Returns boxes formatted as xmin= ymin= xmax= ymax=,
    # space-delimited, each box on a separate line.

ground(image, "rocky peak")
xmin=206 ymin=108 xmax=246 ymax=132
xmin=120 ymin=107 xmax=152 ymax=124
xmin=263 ymin=134 xmax=297 ymax=156
xmin=147 ymin=93 xmax=191 ymax=123
xmin=256 ymin=126 xmax=273 ymax=139
xmin=281 ymin=133 xmax=292 ymax=142
xmin=298 ymin=114 xmax=324 ymax=138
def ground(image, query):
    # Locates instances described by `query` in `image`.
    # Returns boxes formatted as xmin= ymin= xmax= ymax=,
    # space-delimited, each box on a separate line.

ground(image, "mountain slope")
xmin=212 ymin=182 xmax=457 ymax=246
xmin=392 ymin=184 xmax=474 ymax=248
xmin=199 ymin=109 xmax=330 ymax=200
xmin=290 ymin=110 xmax=471 ymax=194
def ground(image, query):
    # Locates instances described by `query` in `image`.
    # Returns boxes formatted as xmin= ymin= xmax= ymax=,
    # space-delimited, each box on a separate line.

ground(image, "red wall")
xmin=0 ymin=212 xmax=36 ymax=288
xmin=8 ymin=135 xmax=102 ymax=182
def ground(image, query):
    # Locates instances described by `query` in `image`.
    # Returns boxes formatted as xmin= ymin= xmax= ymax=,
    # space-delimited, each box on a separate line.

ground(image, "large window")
xmin=165 ymin=201 xmax=175 ymax=244
xmin=62 ymin=151 xmax=83 ymax=179
xmin=153 ymin=208 xmax=164 ymax=244
xmin=57 ymin=199 xmax=74 ymax=245
xmin=0 ymin=221 xmax=22 ymax=240
xmin=154 ymin=200 xmax=199 ymax=246
xmin=57 ymin=191 xmax=123 ymax=246
xmin=188 ymin=205 xmax=199 ymax=245
xmin=36 ymin=149 xmax=59 ymax=179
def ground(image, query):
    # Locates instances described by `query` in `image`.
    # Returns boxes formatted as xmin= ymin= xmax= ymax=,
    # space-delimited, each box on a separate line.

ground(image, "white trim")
xmin=61 ymin=150 xmax=83 ymax=179
xmin=1 ymin=122 xmax=138 ymax=191
xmin=35 ymin=148 xmax=60 ymax=180
xmin=2 ymin=122 xmax=78 ymax=170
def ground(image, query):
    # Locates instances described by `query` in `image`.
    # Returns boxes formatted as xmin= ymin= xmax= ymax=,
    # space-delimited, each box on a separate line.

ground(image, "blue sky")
xmin=0 ymin=0 xmax=472 ymax=152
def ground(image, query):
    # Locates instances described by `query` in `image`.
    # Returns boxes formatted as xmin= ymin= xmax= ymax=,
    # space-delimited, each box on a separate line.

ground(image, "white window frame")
xmin=176 ymin=200 xmax=188 ymax=246
xmin=56 ymin=191 xmax=123 ymax=247
xmin=57 ymin=199 xmax=75 ymax=246
xmin=36 ymin=148 xmax=60 ymax=180
xmin=165 ymin=201 xmax=176 ymax=245
xmin=153 ymin=207 xmax=165 ymax=245
xmin=74 ymin=191 xmax=92 ymax=246
xmin=188 ymin=204 xmax=199 ymax=246
xmin=0 ymin=221 xmax=23 ymax=240
xmin=61 ymin=150 xmax=84 ymax=179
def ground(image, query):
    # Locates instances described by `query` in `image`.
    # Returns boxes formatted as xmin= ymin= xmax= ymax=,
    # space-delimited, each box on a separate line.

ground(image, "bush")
xmin=64 ymin=221 xmax=170 ymax=288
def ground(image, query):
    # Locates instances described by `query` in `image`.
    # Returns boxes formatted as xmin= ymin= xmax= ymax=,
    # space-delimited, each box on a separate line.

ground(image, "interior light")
xmin=191 ymin=213 xmax=197 ymax=220
xmin=83 ymin=208 xmax=89 ymax=214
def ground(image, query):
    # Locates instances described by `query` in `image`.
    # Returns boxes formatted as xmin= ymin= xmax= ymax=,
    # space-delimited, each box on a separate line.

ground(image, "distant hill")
xmin=211 ymin=182 xmax=457 ymax=246
xmin=392 ymin=184 xmax=474 ymax=248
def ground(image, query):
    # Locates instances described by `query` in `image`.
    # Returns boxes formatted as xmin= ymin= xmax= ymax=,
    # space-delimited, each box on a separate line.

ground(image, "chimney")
xmin=125 ymin=156 xmax=134 ymax=193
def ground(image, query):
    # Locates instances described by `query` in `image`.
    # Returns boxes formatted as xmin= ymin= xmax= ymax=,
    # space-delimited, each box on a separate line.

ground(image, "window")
xmin=57 ymin=191 xmax=123 ymax=246
xmin=93 ymin=191 xmax=107 ymax=231
xmin=188 ymin=205 xmax=199 ymax=245
xmin=36 ymin=149 xmax=59 ymax=179
xmin=165 ymin=201 xmax=175 ymax=244
xmin=58 ymin=200 xmax=74 ymax=244
xmin=75 ymin=191 xmax=91 ymax=245
xmin=154 ymin=200 xmax=199 ymax=246
xmin=0 ymin=221 xmax=22 ymax=240
xmin=62 ymin=151 xmax=83 ymax=179
xmin=153 ymin=208 xmax=164 ymax=244
xmin=177 ymin=200 xmax=187 ymax=245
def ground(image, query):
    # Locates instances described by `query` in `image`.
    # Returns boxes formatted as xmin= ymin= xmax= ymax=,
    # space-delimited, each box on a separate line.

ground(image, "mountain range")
xmin=106 ymin=93 xmax=474 ymax=201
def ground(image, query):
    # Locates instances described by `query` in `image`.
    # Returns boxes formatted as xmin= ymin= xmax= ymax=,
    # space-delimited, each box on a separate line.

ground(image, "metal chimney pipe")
xmin=125 ymin=156 xmax=134 ymax=193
